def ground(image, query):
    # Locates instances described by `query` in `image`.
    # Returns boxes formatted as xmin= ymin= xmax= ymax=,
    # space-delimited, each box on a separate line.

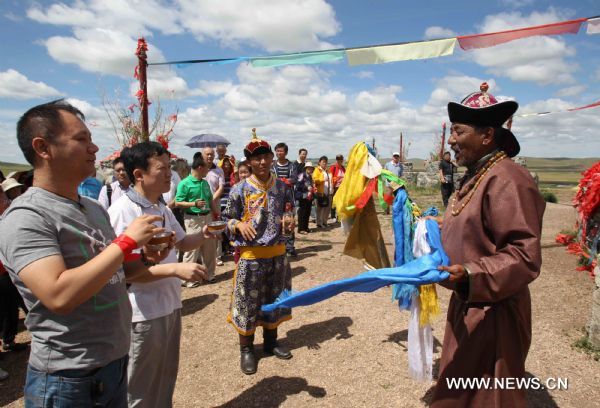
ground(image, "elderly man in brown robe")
xmin=430 ymin=83 xmax=546 ymax=407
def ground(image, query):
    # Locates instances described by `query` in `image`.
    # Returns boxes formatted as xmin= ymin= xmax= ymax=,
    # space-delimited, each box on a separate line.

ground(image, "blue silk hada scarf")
xmin=391 ymin=188 xmax=440 ymax=310
xmin=261 ymin=219 xmax=449 ymax=312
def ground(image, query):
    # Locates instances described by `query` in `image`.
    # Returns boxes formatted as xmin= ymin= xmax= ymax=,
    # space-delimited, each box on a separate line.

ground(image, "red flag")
xmin=457 ymin=18 xmax=586 ymax=50
xmin=354 ymin=178 xmax=378 ymax=210
xmin=567 ymin=100 xmax=600 ymax=111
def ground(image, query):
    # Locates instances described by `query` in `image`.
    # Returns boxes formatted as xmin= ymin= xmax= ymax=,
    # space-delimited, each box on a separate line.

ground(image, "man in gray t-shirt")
xmin=0 ymin=187 xmax=131 ymax=372
xmin=0 ymin=100 xmax=163 ymax=406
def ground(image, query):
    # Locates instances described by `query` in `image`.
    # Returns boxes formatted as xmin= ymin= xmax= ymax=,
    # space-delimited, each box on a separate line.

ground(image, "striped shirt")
xmin=220 ymin=177 xmax=231 ymax=211
xmin=272 ymin=160 xmax=297 ymax=184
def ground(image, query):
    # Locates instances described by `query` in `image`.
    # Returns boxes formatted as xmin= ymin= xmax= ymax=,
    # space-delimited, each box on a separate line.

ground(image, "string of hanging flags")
xmin=148 ymin=16 xmax=599 ymax=69
xmin=516 ymin=99 xmax=600 ymax=118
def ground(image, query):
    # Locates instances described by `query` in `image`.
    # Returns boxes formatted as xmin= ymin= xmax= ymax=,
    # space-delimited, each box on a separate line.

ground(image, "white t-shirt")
xmin=108 ymin=191 xmax=186 ymax=323
xmin=98 ymin=181 xmax=131 ymax=210
xmin=205 ymin=165 xmax=225 ymax=193
xmin=162 ymin=171 xmax=181 ymax=204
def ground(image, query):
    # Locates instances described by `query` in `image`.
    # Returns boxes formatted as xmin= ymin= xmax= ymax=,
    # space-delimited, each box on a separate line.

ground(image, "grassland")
xmin=524 ymin=157 xmax=598 ymax=186
xmin=0 ymin=161 xmax=31 ymax=177
xmin=399 ymin=156 xmax=597 ymax=187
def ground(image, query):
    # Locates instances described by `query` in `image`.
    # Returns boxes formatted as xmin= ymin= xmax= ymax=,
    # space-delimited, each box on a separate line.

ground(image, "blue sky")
xmin=0 ymin=0 xmax=599 ymax=164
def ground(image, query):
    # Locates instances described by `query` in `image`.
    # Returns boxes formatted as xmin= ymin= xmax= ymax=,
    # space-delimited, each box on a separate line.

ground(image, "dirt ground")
xmin=1 ymin=188 xmax=598 ymax=407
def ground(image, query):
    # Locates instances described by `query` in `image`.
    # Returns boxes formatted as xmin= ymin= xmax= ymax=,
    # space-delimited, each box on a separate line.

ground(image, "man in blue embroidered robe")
xmin=222 ymin=129 xmax=295 ymax=375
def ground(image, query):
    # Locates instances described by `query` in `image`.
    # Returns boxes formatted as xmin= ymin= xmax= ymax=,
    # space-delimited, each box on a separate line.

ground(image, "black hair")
xmin=113 ymin=157 xmax=125 ymax=167
xmin=192 ymin=151 xmax=206 ymax=170
xmin=0 ymin=169 xmax=4 ymax=183
xmin=443 ymin=151 xmax=451 ymax=157
xmin=221 ymin=156 xmax=233 ymax=172
xmin=298 ymin=148 xmax=307 ymax=155
xmin=20 ymin=170 xmax=34 ymax=192
xmin=319 ymin=156 xmax=328 ymax=163
xmin=16 ymin=99 xmax=85 ymax=165
xmin=238 ymin=161 xmax=251 ymax=172
xmin=472 ymin=125 xmax=501 ymax=150
xmin=336 ymin=154 xmax=343 ymax=160
xmin=120 ymin=141 xmax=169 ymax=183
xmin=275 ymin=142 xmax=288 ymax=153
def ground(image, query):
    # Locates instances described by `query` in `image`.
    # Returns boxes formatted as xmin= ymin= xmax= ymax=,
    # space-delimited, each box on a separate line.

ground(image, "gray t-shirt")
xmin=0 ymin=187 xmax=131 ymax=373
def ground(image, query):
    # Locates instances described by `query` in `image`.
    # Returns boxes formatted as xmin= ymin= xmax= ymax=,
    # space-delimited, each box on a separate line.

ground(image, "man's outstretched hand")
xmin=438 ymin=264 xmax=467 ymax=282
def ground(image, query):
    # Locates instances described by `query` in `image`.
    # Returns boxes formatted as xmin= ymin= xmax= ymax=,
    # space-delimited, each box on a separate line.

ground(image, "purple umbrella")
xmin=185 ymin=134 xmax=230 ymax=148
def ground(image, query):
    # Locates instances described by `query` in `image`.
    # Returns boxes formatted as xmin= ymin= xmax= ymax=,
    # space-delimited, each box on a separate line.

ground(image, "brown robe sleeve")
xmin=463 ymin=166 xmax=545 ymax=303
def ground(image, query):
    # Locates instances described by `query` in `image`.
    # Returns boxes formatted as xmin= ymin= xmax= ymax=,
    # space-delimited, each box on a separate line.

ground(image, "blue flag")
xmin=261 ymin=219 xmax=449 ymax=312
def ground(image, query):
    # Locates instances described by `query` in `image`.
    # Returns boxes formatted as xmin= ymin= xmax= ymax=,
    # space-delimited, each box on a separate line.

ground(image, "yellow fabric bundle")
xmin=343 ymin=198 xmax=391 ymax=269
xmin=332 ymin=142 xmax=369 ymax=220
xmin=418 ymin=284 xmax=440 ymax=327
xmin=412 ymin=202 xmax=422 ymax=218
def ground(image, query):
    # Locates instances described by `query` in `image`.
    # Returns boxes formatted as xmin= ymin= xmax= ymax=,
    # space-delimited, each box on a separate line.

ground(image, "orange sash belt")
xmin=239 ymin=244 xmax=286 ymax=260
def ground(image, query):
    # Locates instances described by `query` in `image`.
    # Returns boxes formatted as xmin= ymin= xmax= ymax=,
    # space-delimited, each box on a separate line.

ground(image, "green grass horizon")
xmin=2 ymin=156 xmax=597 ymax=187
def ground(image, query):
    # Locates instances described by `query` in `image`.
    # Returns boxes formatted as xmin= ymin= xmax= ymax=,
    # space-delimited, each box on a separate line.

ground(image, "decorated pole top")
xmin=136 ymin=37 xmax=150 ymax=141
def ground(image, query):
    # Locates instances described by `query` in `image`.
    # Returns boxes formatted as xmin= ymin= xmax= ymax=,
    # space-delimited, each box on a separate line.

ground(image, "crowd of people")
xmin=0 ymin=101 xmax=351 ymax=404
xmin=0 ymin=82 xmax=545 ymax=408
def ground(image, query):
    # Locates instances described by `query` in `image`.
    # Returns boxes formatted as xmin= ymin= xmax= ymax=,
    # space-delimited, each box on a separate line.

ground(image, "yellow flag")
xmin=347 ymin=38 xmax=457 ymax=66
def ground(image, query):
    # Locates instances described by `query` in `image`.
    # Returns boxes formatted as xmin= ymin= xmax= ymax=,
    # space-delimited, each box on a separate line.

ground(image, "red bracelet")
xmin=112 ymin=234 xmax=138 ymax=257
xmin=123 ymin=252 xmax=142 ymax=263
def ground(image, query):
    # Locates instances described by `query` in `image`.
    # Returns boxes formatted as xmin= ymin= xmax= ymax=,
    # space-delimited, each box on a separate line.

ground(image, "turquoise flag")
xmin=250 ymin=50 xmax=345 ymax=68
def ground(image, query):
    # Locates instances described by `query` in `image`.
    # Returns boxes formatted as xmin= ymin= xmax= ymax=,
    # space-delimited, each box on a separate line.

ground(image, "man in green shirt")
xmin=175 ymin=152 xmax=220 ymax=287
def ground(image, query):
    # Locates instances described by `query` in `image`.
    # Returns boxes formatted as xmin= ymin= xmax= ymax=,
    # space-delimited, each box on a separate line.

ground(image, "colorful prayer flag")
xmin=587 ymin=18 xmax=600 ymax=34
xmin=249 ymin=50 xmax=345 ymax=67
xmin=516 ymin=99 xmax=600 ymax=118
xmin=568 ymin=100 xmax=600 ymax=111
xmin=346 ymin=38 xmax=457 ymax=66
xmin=457 ymin=18 xmax=586 ymax=50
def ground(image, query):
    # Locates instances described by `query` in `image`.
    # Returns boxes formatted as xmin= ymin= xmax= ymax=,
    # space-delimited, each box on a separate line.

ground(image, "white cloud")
xmin=134 ymin=73 xmax=190 ymax=100
xmin=27 ymin=0 xmax=182 ymax=37
xmin=513 ymin=98 xmax=600 ymax=156
xmin=25 ymin=0 xmax=343 ymax=114
xmin=500 ymin=0 xmax=535 ymax=9
xmin=28 ymin=0 xmax=341 ymax=53
xmin=555 ymin=85 xmax=586 ymax=97
xmin=4 ymin=11 xmax=23 ymax=22
xmin=355 ymin=86 xmax=402 ymax=114
xmin=424 ymin=26 xmax=457 ymax=39
xmin=426 ymin=75 xmax=499 ymax=107
xmin=467 ymin=8 xmax=579 ymax=84
xmin=352 ymin=71 xmax=374 ymax=79
xmin=26 ymin=0 xmax=182 ymax=95
xmin=41 ymin=28 xmax=169 ymax=78
xmin=0 ymin=69 xmax=62 ymax=100
xmin=167 ymin=70 xmax=540 ymax=161
xmin=66 ymin=97 xmax=108 ymax=121
xmin=177 ymin=0 xmax=341 ymax=52
xmin=172 ymin=67 xmax=445 ymax=160
xmin=0 ymin=117 xmax=25 ymax=162
xmin=61 ymin=97 xmax=126 ymax=157
xmin=198 ymin=80 xmax=234 ymax=96
xmin=2 ymin=67 xmax=599 ymax=163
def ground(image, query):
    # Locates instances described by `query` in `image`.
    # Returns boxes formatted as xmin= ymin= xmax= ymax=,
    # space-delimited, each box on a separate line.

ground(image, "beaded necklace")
xmin=451 ymin=151 xmax=507 ymax=216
